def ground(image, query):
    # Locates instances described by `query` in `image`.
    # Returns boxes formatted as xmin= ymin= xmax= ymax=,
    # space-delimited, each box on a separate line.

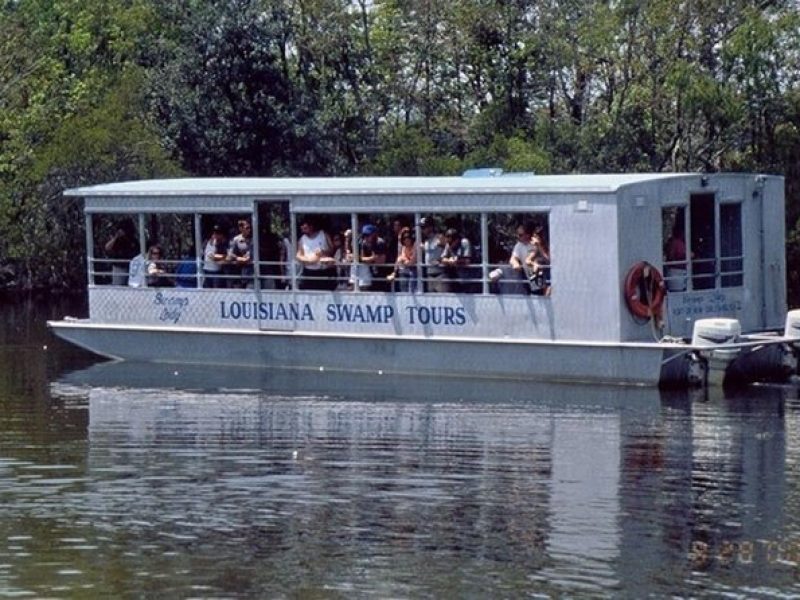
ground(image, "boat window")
xmin=90 ymin=214 xmax=142 ymax=286
xmin=417 ymin=213 xmax=482 ymax=294
xmin=145 ymin=213 xmax=198 ymax=288
xmin=91 ymin=212 xmax=201 ymax=288
xmin=663 ymin=195 xmax=743 ymax=292
xmin=720 ymin=203 xmax=743 ymax=288
xmin=486 ymin=212 xmax=551 ymax=296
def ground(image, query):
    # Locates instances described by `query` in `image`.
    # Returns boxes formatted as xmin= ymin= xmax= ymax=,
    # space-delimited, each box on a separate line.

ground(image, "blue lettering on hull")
xmin=220 ymin=301 xmax=314 ymax=321
xmin=405 ymin=305 xmax=466 ymax=326
xmin=220 ymin=299 xmax=468 ymax=328
xmin=326 ymin=303 xmax=395 ymax=323
xmin=154 ymin=292 xmax=190 ymax=323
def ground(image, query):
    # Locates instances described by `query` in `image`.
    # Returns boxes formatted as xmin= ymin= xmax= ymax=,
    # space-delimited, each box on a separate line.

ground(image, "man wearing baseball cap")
xmin=350 ymin=223 xmax=387 ymax=291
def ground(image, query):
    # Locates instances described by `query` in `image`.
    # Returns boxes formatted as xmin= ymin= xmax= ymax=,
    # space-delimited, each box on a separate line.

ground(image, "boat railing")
xmin=87 ymin=255 xmax=552 ymax=295
xmin=719 ymin=253 xmax=744 ymax=287
xmin=663 ymin=258 xmax=690 ymax=292
xmin=664 ymin=253 xmax=743 ymax=291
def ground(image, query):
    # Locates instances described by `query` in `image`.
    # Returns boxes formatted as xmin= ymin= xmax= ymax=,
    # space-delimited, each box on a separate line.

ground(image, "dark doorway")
xmin=690 ymin=193 xmax=716 ymax=290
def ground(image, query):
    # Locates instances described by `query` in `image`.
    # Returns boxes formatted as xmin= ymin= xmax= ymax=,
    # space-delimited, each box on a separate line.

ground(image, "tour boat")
xmin=48 ymin=171 xmax=800 ymax=386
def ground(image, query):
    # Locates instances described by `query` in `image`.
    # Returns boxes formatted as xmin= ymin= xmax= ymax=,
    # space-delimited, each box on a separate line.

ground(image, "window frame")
xmin=87 ymin=206 xmax=552 ymax=297
xmin=662 ymin=197 xmax=744 ymax=292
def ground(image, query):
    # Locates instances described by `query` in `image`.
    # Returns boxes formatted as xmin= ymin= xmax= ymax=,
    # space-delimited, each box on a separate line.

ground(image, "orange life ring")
xmin=624 ymin=261 xmax=666 ymax=320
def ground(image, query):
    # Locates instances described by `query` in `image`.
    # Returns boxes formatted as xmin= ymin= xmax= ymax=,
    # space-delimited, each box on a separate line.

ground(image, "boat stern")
xmin=684 ymin=315 xmax=799 ymax=386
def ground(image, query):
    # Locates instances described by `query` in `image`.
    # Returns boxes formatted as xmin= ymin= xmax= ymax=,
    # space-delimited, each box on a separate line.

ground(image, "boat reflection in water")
xmin=50 ymin=362 xmax=797 ymax=597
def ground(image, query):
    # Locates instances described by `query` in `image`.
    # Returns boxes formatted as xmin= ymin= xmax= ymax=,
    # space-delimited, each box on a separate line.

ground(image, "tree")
xmin=0 ymin=0 xmax=178 ymax=288
xmin=151 ymin=0 xmax=353 ymax=176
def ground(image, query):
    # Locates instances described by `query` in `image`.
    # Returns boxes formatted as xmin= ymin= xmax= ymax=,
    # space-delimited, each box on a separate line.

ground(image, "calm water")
xmin=2 ymin=298 xmax=800 ymax=597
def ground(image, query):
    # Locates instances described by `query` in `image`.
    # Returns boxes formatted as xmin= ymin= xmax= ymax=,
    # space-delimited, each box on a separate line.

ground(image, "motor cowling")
xmin=784 ymin=310 xmax=800 ymax=339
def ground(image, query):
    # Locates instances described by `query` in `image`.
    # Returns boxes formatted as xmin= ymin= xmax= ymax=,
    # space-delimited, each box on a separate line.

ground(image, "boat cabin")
xmin=65 ymin=172 xmax=786 ymax=346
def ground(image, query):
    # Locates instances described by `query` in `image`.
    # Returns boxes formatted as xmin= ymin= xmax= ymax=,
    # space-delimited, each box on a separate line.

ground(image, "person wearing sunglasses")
xmin=145 ymin=245 xmax=169 ymax=287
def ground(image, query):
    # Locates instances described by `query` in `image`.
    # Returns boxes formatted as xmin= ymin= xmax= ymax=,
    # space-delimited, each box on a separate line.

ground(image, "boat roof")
xmin=67 ymin=172 xmax=779 ymax=214
xmin=66 ymin=172 xmax=697 ymax=198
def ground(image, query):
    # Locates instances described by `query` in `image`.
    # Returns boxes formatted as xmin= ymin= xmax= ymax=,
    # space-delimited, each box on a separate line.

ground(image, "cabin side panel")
xmin=760 ymin=176 xmax=787 ymax=326
xmin=547 ymin=195 xmax=622 ymax=342
xmin=616 ymin=182 xmax=672 ymax=342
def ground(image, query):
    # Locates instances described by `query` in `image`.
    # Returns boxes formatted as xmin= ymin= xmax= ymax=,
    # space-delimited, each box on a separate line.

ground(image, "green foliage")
xmin=368 ymin=125 xmax=462 ymax=176
xmin=464 ymin=135 xmax=551 ymax=175
xmin=2 ymin=70 xmax=178 ymax=289
xmin=1 ymin=0 xmax=800 ymax=296
xmin=149 ymin=0 xmax=311 ymax=176
xmin=0 ymin=0 xmax=177 ymax=288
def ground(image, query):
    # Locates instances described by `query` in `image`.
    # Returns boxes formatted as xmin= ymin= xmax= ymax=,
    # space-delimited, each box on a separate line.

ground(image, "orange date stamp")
xmin=689 ymin=539 xmax=800 ymax=567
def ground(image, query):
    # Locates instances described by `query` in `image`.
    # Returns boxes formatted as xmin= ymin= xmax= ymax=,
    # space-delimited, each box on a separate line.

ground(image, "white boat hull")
xmin=48 ymin=287 xmax=795 ymax=388
xmin=50 ymin=320 xmax=672 ymax=386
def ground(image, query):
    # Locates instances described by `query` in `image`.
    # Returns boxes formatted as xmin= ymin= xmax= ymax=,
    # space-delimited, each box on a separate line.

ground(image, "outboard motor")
xmin=691 ymin=318 xmax=742 ymax=386
xmin=783 ymin=309 xmax=800 ymax=376
xmin=784 ymin=310 xmax=800 ymax=340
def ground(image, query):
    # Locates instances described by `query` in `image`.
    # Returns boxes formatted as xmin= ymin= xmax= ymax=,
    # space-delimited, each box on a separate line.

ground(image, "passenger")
xmin=280 ymin=230 xmax=295 ymax=289
xmin=499 ymin=221 xmax=536 ymax=294
xmin=349 ymin=224 xmax=386 ymax=291
xmin=386 ymin=217 xmax=407 ymax=267
xmin=525 ymin=226 xmax=551 ymax=295
xmin=203 ymin=224 xmax=228 ymax=288
xmin=227 ymin=219 xmax=254 ymax=288
xmin=340 ymin=229 xmax=355 ymax=290
xmin=388 ymin=227 xmax=418 ymax=292
xmin=331 ymin=230 xmax=345 ymax=263
xmin=331 ymin=230 xmax=349 ymax=290
xmin=127 ymin=251 xmax=147 ymax=288
xmin=174 ymin=246 xmax=198 ymax=288
xmin=104 ymin=219 xmax=138 ymax=286
xmin=440 ymin=228 xmax=473 ymax=293
xmin=296 ymin=216 xmax=335 ymax=290
xmin=420 ymin=217 xmax=446 ymax=292
xmin=510 ymin=222 xmax=536 ymax=274
xmin=664 ymin=222 xmax=687 ymax=292
xmin=145 ymin=245 xmax=170 ymax=287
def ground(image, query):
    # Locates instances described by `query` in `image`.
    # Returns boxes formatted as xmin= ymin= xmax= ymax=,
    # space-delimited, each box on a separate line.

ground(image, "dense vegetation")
xmin=1 ymin=0 xmax=799 ymax=300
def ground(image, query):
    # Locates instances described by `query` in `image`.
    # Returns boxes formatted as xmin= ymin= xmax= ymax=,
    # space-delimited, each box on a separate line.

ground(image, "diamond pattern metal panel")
xmin=88 ymin=287 xmax=564 ymax=340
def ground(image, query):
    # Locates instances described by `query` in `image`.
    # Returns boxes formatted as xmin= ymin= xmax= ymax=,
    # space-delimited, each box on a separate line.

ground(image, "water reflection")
xmin=52 ymin=364 xmax=662 ymax=596
xmin=20 ymin=363 xmax=793 ymax=596
xmin=2 ymin=301 xmax=800 ymax=597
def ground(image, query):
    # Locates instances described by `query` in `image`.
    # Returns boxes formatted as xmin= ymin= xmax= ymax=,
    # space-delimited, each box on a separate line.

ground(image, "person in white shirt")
xmin=510 ymin=222 xmax=535 ymax=273
xmin=127 ymin=252 xmax=147 ymax=288
xmin=202 ymin=224 xmax=227 ymax=288
xmin=296 ymin=216 xmax=335 ymax=290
